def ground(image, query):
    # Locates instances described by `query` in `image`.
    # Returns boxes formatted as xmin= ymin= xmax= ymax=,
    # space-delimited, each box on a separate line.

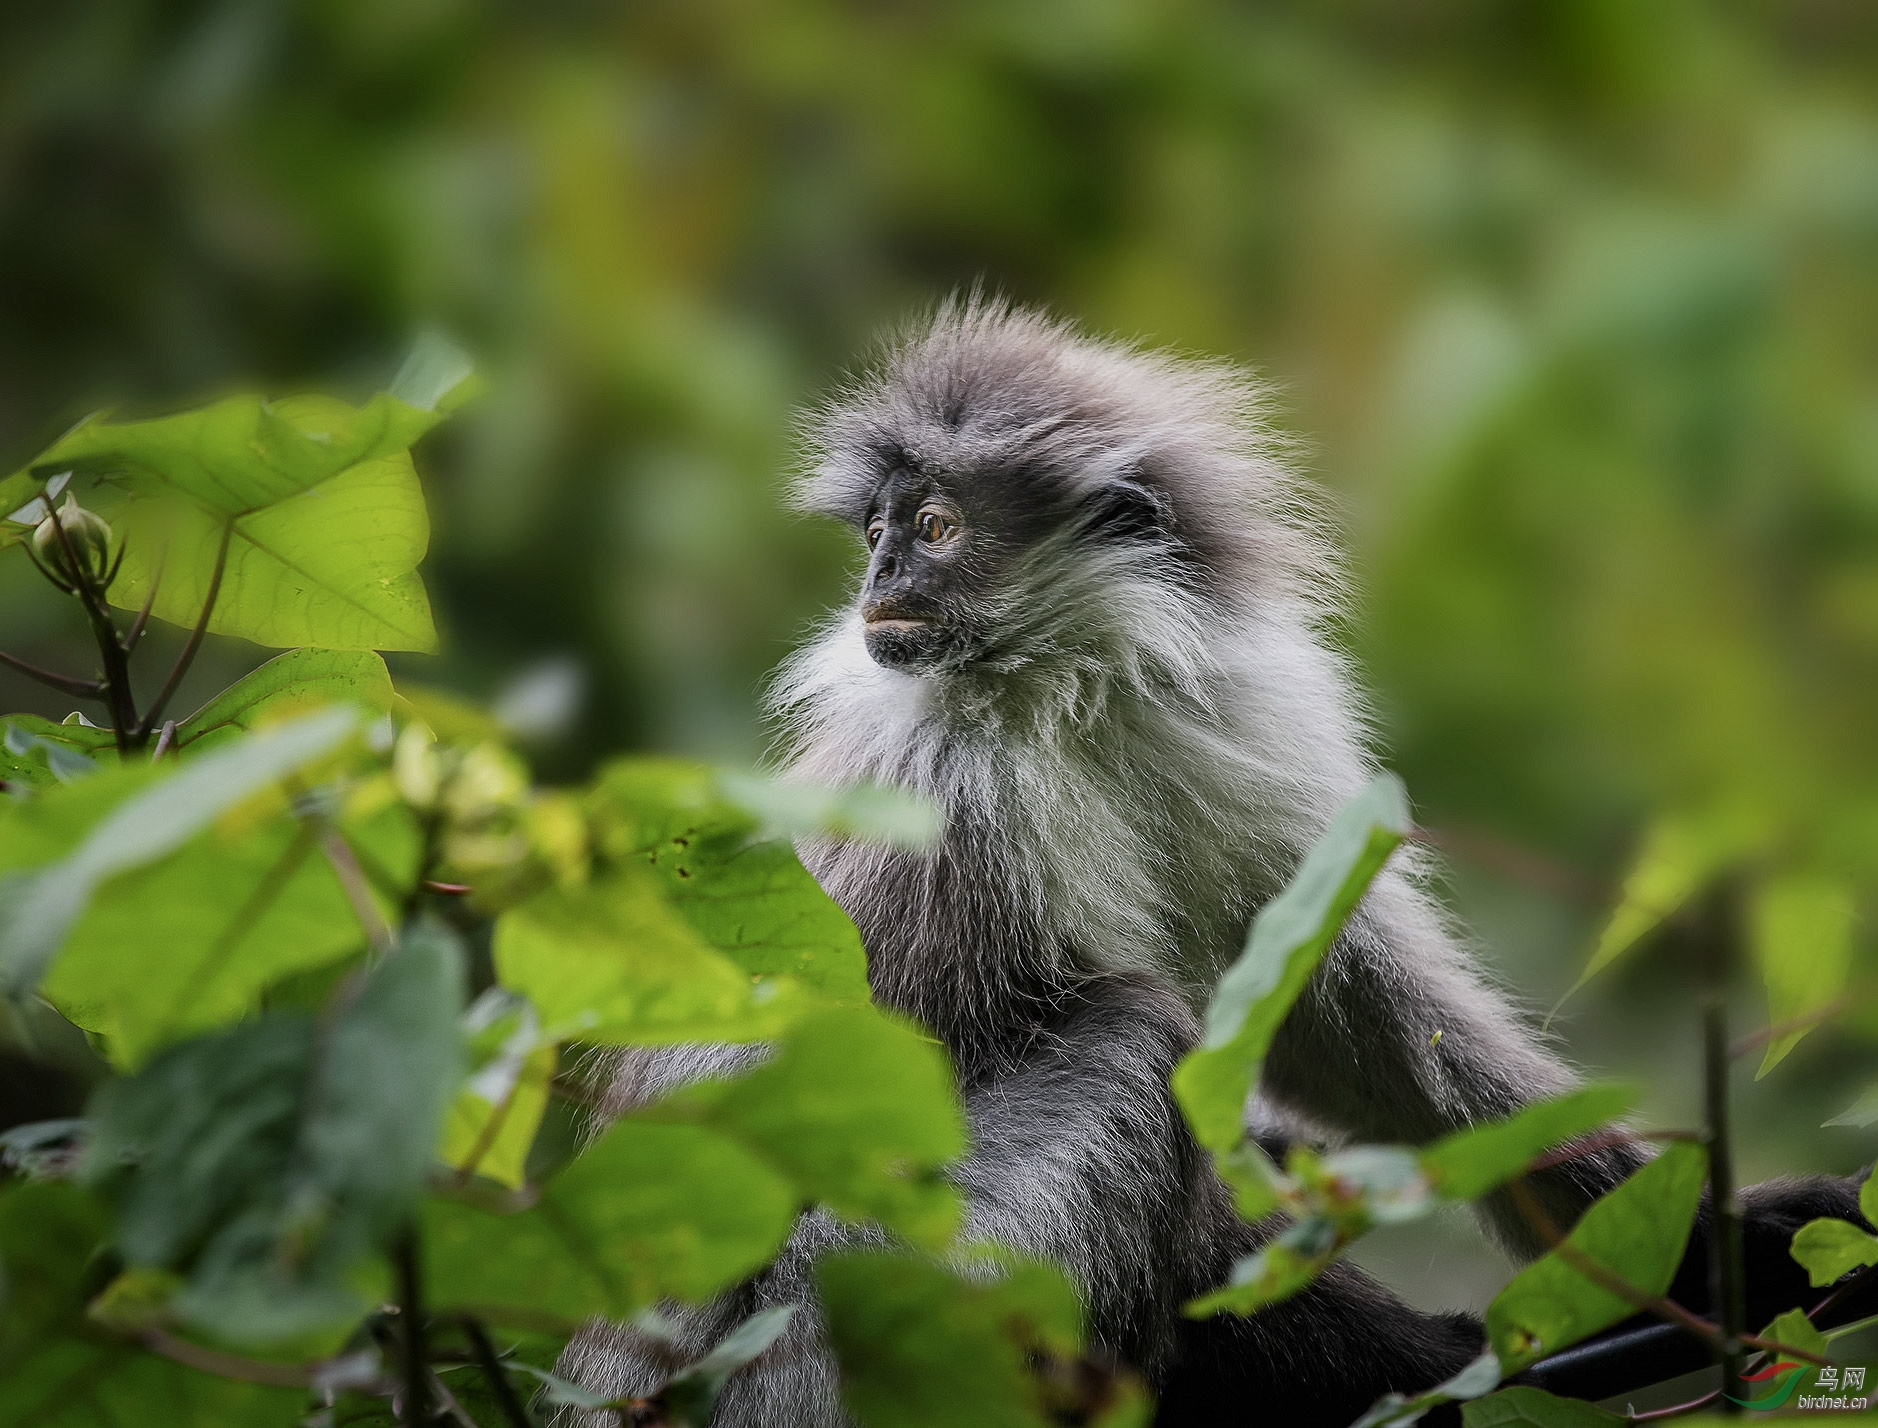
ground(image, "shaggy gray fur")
xmin=559 ymin=300 xmax=1643 ymax=1425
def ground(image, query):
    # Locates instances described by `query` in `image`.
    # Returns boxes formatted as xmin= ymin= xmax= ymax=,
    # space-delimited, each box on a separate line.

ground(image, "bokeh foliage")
xmin=2 ymin=0 xmax=1876 ymax=1306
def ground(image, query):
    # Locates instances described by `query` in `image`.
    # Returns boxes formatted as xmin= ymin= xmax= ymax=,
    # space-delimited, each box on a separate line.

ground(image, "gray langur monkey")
xmin=560 ymin=300 xmax=1862 ymax=1426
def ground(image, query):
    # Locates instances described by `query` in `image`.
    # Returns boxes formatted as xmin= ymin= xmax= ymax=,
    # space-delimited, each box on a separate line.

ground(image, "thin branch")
xmin=136 ymin=520 xmax=231 ymax=741
xmin=1807 ymin=1258 xmax=1878 ymax=1325
xmin=1629 ymin=1388 xmax=1721 ymax=1422
xmin=460 ymin=1317 xmax=533 ymax=1428
xmin=322 ymin=830 xmax=394 ymax=953
xmin=1730 ymin=998 xmax=1856 ymax=1059
xmin=135 ymin=1328 xmax=316 ymax=1388
xmin=0 ymin=645 xmax=102 ymax=698
xmin=1411 ymin=825 xmax=1605 ymax=905
xmin=394 ymin=1224 xmax=431 ymax=1428
xmin=151 ymin=720 xmax=177 ymax=760
xmin=1700 ymin=893 xmax=1749 ymax=1412
xmin=1526 ymin=1128 xmax=1702 ymax=1176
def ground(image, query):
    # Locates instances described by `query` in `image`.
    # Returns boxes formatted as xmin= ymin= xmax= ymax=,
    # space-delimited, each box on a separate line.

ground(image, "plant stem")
xmin=122 ymin=548 xmax=164 ymax=654
xmin=394 ymin=1223 xmax=432 ymax=1426
xmin=135 ymin=520 xmax=231 ymax=743
xmin=1700 ymin=887 xmax=1747 ymax=1415
xmin=461 ymin=1317 xmax=532 ymax=1428
xmin=0 ymin=645 xmax=102 ymax=698
xmin=44 ymin=501 xmax=139 ymax=752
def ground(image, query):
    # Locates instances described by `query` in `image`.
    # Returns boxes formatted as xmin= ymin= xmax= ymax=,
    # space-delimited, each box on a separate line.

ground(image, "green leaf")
xmin=2 ymin=720 xmax=105 ymax=790
xmin=423 ymin=1119 xmax=797 ymax=1324
xmin=387 ymin=333 xmax=480 ymax=414
xmin=104 ymin=455 xmax=435 ymax=652
xmin=0 ymin=469 xmax=37 ymax=550
xmin=588 ymin=758 xmax=871 ymax=1003
xmin=1760 ymin=1306 xmax=1829 ymax=1362
xmin=1421 ymin=1085 xmax=1639 ymax=1202
xmin=0 ymin=1181 xmax=306 ymax=1428
xmin=1751 ymin=873 xmax=1856 ymax=1077
xmin=0 ymin=708 xmax=360 ymax=1002
xmin=818 ymin=1252 xmax=1082 ymax=1428
xmin=40 ymin=798 xmax=415 ymax=1069
xmin=1790 ymin=1217 xmax=1878 ymax=1288
xmin=658 ymin=1006 xmax=966 ymax=1250
xmin=1558 ymin=809 xmax=1765 ymax=1010
xmin=1351 ymin=1349 xmax=1503 ymax=1427
xmin=1824 ymin=1085 xmax=1878 ymax=1129
xmin=17 ymin=372 xmax=463 ymax=652
xmin=494 ymin=869 xmax=801 ymax=1045
xmin=85 ymin=920 xmax=466 ymax=1346
xmin=439 ymin=1039 xmax=557 ymax=1191
xmin=174 ymin=649 xmax=395 ymax=751
xmin=1461 ymin=1385 xmax=1625 ymax=1427
xmin=1171 ymin=776 xmax=1410 ymax=1208
xmin=1186 ymin=1217 xmax=1345 ymax=1316
xmin=1485 ymin=1140 xmax=1707 ymax=1372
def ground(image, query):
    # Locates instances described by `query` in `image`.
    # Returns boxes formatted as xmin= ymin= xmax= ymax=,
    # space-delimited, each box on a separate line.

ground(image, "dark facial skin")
xmin=858 ymin=467 xmax=989 ymax=671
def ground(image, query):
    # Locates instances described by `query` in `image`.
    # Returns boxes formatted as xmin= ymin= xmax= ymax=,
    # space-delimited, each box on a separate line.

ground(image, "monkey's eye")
xmin=915 ymin=509 xmax=955 ymax=544
xmin=865 ymin=520 xmax=884 ymax=550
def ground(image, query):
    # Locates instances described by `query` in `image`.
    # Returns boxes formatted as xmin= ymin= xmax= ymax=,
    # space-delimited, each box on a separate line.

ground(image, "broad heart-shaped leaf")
xmin=101 ymin=454 xmax=435 ymax=652
xmin=174 ymin=649 xmax=395 ymax=751
xmin=39 ymin=798 xmax=417 ymax=1069
xmin=2 ymin=717 xmax=109 ymax=790
xmin=1789 ymin=1217 xmax=1878 ymax=1288
xmin=1421 ymin=1085 xmax=1639 ymax=1203
xmin=0 ymin=708 xmax=361 ymax=1003
xmin=85 ymin=920 xmax=466 ymax=1347
xmin=1751 ymin=873 xmax=1856 ymax=1078
xmin=0 ymin=1180 xmax=307 ymax=1428
xmin=1485 ymin=1140 xmax=1707 ymax=1372
xmin=818 ymin=1252 xmax=1082 ymax=1428
xmin=422 ymin=1120 xmax=797 ymax=1326
xmin=494 ymin=868 xmax=803 ymax=1045
xmin=587 ymin=758 xmax=870 ymax=1003
xmin=655 ymin=1006 xmax=965 ymax=1250
xmin=15 ymin=363 xmax=471 ymax=652
xmin=1171 ymin=776 xmax=1410 ymax=1204
xmin=1460 ymin=1386 xmax=1625 ymax=1427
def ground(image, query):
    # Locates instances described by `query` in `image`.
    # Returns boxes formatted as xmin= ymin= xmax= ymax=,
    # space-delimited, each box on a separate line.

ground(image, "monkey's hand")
xmin=1669 ymin=1172 xmax=1878 ymax=1331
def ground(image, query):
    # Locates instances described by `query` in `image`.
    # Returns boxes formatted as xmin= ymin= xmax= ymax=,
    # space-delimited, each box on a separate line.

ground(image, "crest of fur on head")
xmin=772 ymin=297 xmax=1386 ymax=1013
xmin=795 ymin=297 xmax=1335 ymax=668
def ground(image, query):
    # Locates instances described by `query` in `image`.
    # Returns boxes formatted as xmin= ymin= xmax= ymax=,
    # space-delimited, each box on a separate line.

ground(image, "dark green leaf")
xmin=1461 ymin=1386 xmax=1625 ymax=1427
xmin=658 ymin=1006 xmax=965 ymax=1249
xmin=1485 ymin=1141 xmax=1706 ymax=1371
xmin=818 ymin=1252 xmax=1081 ymax=1428
xmin=0 ymin=1180 xmax=306 ymax=1428
xmin=85 ymin=921 xmax=466 ymax=1345
xmin=1421 ymin=1085 xmax=1638 ymax=1202
xmin=423 ymin=1120 xmax=796 ymax=1324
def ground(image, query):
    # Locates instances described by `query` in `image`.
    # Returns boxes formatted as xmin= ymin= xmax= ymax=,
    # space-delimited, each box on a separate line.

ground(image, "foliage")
xmin=0 ymin=356 xmax=1873 ymax=1428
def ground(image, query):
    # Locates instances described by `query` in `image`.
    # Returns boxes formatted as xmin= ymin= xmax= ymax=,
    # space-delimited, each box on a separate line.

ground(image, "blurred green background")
xmin=3 ymin=0 xmax=1876 ymax=1309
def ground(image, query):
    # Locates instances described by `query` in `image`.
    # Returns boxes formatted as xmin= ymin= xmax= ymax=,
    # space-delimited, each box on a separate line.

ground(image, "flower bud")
xmin=32 ymin=494 xmax=113 ymax=586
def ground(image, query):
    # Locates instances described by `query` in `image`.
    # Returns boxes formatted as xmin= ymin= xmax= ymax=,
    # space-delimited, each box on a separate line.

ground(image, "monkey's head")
xmin=797 ymin=297 xmax=1316 ymax=679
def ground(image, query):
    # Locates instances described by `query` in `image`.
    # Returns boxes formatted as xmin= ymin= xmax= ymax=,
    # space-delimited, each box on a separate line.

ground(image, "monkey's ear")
xmin=1078 ymin=478 xmax=1173 ymax=545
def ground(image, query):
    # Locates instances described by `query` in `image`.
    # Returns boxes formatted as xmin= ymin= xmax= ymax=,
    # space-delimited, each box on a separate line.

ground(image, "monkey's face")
xmin=857 ymin=465 xmax=1003 ymax=673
